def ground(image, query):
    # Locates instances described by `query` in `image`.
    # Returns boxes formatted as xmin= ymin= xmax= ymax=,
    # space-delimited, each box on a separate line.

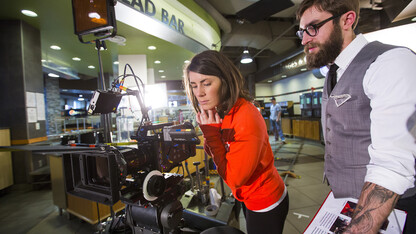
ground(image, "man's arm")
xmin=277 ymin=111 xmax=281 ymax=122
xmin=344 ymin=182 xmax=400 ymax=234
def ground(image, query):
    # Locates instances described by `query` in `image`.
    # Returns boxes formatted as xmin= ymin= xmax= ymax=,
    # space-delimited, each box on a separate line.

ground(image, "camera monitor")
xmin=72 ymin=0 xmax=116 ymax=36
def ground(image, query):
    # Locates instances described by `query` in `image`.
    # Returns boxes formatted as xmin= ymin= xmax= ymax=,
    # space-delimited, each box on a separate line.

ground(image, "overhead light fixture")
xmin=50 ymin=45 xmax=61 ymax=50
xmin=240 ymin=49 xmax=253 ymax=64
xmin=161 ymin=76 xmax=166 ymax=78
xmin=158 ymin=70 xmax=164 ymax=73
xmin=41 ymin=59 xmax=46 ymax=63
xmin=300 ymin=68 xmax=307 ymax=71
xmin=282 ymin=75 xmax=287 ymax=78
xmin=267 ymin=80 xmax=272 ymax=83
xmin=72 ymin=57 xmax=81 ymax=61
xmin=184 ymin=60 xmax=190 ymax=64
xmin=113 ymin=61 xmax=119 ymax=65
xmin=412 ymin=17 xmax=416 ymax=22
xmin=148 ymin=45 xmax=156 ymax=50
xmin=21 ymin=10 xmax=37 ymax=17
xmin=108 ymin=35 xmax=126 ymax=46
xmin=154 ymin=60 xmax=161 ymax=64
xmin=88 ymin=65 xmax=95 ymax=69
xmin=48 ymin=73 xmax=59 ymax=78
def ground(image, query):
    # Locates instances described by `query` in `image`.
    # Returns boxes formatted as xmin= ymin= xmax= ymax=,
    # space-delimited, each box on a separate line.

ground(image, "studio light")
xmin=240 ymin=49 xmax=253 ymax=64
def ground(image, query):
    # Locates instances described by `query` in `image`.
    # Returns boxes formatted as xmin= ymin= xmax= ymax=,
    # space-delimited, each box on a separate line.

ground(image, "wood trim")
xmin=11 ymin=136 xmax=48 ymax=145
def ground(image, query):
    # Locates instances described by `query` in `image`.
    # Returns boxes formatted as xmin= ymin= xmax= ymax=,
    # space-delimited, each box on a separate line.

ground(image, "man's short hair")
xmin=296 ymin=0 xmax=360 ymax=30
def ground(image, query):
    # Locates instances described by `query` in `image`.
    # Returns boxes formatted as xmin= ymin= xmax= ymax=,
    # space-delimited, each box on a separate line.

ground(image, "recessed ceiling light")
xmin=79 ymin=94 xmax=83 ymax=97
xmin=113 ymin=61 xmax=119 ymax=65
xmin=48 ymin=73 xmax=59 ymax=78
xmin=72 ymin=57 xmax=81 ymax=61
xmin=21 ymin=10 xmax=37 ymax=17
xmin=268 ymin=80 xmax=272 ymax=83
xmin=154 ymin=60 xmax=161 ymax=64
xmin=78 ymin=98 xmax=85 ymax=101
xmin=148 ymin=45 xmax=156 ymax=50
xmin=184 ymin=60 xmax=190 ymax=64
xmin=158 ymin=70 xmax=164 ymax=73
xmin=88 ymin=65 xmax=95 ymax=69
xmin=161 ymin=76 xmax=166 ymax=78
xmin=50 ymin=45 xmax=61 ymax=50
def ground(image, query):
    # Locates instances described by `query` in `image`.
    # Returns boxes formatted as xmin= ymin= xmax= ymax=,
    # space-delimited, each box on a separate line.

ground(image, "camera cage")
xmin=63 ymin=121 xmax=200 ymax=206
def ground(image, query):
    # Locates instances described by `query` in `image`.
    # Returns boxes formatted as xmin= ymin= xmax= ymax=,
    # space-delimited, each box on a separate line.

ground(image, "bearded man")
xmin=296 ymin=0 xmax=416 ymax=233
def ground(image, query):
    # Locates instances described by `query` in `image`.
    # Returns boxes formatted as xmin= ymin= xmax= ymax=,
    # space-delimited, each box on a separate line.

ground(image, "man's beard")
xmin=305 ymin=23 xmax=343 ymax=69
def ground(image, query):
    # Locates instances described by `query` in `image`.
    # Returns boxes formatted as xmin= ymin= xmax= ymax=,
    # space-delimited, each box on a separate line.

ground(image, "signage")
xmin=119 ymin=0 xmax=185 ymax=35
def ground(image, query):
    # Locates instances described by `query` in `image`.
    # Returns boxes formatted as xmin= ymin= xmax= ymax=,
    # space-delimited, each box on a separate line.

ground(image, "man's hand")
xmin=343 ymin=182 xmax=400 ymax=234
xmin=196 ymin=109 xmax=222 ymax=125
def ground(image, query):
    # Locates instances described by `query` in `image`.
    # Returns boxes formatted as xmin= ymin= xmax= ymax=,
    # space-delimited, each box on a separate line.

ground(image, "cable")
xmin=96 ymin=202 xmax=101 ymax=230
xmin=109 ymin=206 xmax=115 ymax=234
xmin=110 ymin=64 xmax=149 ymax=140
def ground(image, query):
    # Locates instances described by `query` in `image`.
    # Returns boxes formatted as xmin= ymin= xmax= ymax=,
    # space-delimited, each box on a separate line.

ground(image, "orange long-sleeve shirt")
xmin=199 ymin=98 xmax=285 ymax=210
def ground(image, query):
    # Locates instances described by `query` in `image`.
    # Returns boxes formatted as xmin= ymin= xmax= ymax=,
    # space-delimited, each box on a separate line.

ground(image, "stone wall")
xmin=44 ymin=75 xmax=62 ymax=135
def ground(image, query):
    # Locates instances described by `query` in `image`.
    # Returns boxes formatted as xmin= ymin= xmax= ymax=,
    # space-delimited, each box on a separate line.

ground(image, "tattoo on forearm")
xmin=345 ymin=182 xmax=400 ymax=233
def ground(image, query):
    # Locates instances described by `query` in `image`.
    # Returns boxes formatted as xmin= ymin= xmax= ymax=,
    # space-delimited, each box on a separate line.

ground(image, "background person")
xmin=269 ymin=97 xmax=286 ymax=143
xmin=296 ymin=0 xmax=416 ymax=233
xmin=183 ymin=50 xmax=288 ymax=234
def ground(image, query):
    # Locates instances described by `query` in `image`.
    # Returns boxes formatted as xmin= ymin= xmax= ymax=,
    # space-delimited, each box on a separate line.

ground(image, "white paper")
xmin=304 ymin=191 xmax=406 ymax=234
xmin=26 ymin=92 xmax=36 ymax=107
xmin=35 ymin=93 xmax=46 ymax=120
xmin=27 ymin=107 xmax=37 ymax=123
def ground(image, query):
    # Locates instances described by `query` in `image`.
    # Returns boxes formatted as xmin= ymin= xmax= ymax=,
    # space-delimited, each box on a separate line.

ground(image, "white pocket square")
xmin=330 ymin=94 xmax=351 ymax=107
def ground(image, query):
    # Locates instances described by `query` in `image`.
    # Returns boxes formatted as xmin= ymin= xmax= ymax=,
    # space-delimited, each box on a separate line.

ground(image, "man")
xmin=296 ymin=0 xmax=416 ymax=233
xmin=269 ymin=97 xmax=286 ymax=143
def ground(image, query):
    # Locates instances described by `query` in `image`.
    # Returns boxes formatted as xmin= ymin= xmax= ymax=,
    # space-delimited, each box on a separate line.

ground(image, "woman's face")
xmin=188 ymin=71 xmax=222 ymax=111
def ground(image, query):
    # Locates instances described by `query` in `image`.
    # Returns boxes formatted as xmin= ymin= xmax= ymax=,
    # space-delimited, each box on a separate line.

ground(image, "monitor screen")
xmin=72 ymin=0 xmax=115 ymax=36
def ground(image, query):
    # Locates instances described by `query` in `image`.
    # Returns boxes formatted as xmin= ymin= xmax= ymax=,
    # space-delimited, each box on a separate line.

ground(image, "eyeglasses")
xmin=296 ymin=14 xmax=342 ymax=40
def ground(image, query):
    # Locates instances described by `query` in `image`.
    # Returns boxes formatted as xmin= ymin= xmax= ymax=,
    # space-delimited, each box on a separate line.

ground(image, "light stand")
xmin=95 ymin=40 xmax=113 ymax=143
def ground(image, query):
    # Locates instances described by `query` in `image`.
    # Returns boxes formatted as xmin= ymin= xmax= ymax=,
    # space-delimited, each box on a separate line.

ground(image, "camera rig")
xmin=63 ymin=64 xmax=201 ymax=233
xmin=63 ymin=121 xmax=200 ymax=233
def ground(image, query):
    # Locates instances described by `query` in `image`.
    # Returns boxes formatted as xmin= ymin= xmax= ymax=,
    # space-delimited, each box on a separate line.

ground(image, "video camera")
xmin=63 ymin=121 xmax=200 ymax=232
xmin=62 ymin=64 xmax=201 ymax=233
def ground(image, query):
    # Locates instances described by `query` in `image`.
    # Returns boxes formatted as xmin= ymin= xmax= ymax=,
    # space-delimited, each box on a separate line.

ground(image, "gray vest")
xmin=321 ymin=41 xmax=416 ymax=199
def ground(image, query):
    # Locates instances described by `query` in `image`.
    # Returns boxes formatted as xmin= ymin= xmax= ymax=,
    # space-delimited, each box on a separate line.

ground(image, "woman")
xmin=183 ymin=50 xmax=288 ymax=234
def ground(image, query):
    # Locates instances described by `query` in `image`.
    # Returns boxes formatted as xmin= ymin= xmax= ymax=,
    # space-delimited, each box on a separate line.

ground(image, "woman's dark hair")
xmin=183 ymin=50 xmax=252 ymax=116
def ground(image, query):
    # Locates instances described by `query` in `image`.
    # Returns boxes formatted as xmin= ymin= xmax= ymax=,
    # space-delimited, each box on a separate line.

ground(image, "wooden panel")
xmin=264 ymin=119 xmax=270 ymax=133
xmin=298 ymin=120 xmax=305 ymax=138
xmin=158 ymin=116 xmax=169 ymax=123
xmin=67 ymin=194 xmax=125 ymax=224
xmin=311 ymin=121 xmax=321 ymax=141
xmin=0 ymin=129 xmax=13 ymax=189
xmin=281 ymin=118 xmax=292 ymax=135
xmin=292 ymin=120 xmax=320 ymax=141
xmin=292 ymin=120 xmax=300 ymax=137
xmin=304 ymin=120 xmax=313 ymax=139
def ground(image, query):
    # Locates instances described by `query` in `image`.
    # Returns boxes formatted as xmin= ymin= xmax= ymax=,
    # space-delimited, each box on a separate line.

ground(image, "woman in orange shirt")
xmin=183 ymin=50 xmax=288 ymax=234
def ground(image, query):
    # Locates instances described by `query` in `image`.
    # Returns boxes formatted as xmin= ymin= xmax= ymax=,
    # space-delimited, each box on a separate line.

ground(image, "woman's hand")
xmin=196 ymin=109 xmax=222 ymax=125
